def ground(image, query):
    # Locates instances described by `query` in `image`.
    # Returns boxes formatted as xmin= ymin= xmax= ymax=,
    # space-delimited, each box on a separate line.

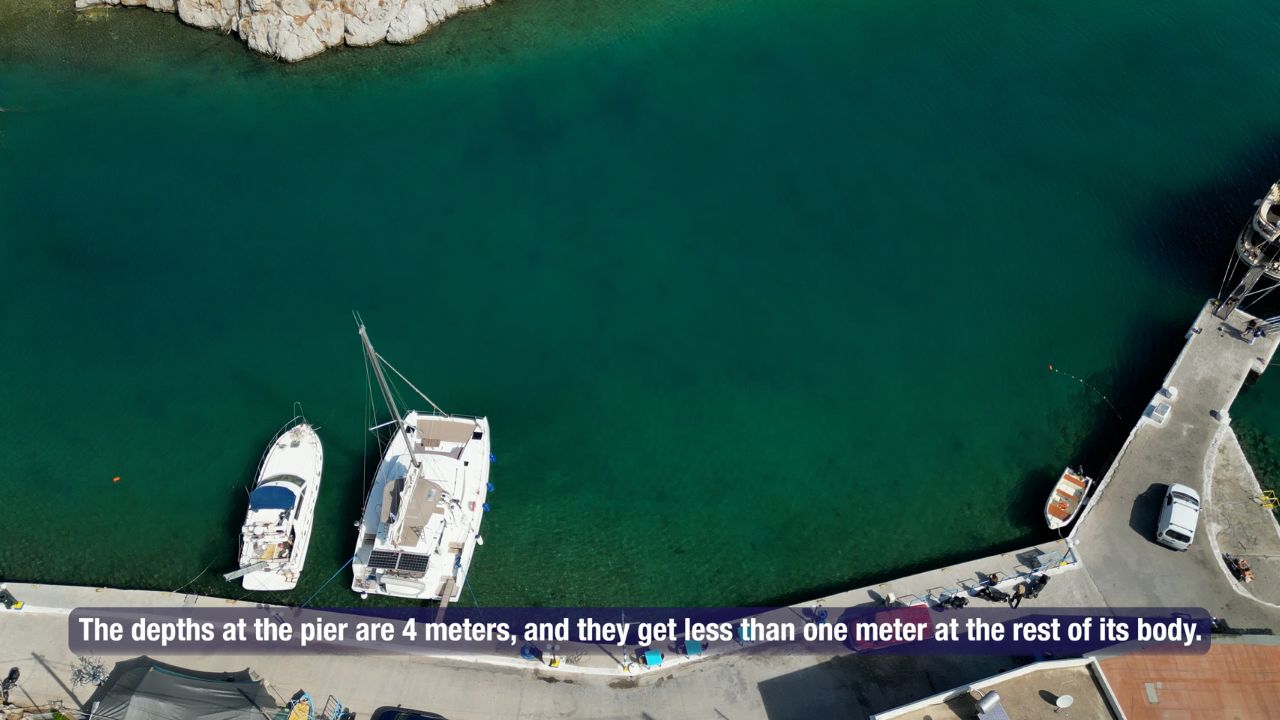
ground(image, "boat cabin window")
xmin=262 ymin=474 xmax=305 ymax=487
xmin=248 ymin=485 xmax=296 ymax=511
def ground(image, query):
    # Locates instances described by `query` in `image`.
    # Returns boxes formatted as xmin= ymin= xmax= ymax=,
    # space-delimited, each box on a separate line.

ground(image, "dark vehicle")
xmin=371 ymin=708 xmax=448 ymax=720
xmin=848 ymin=604 xmax=933 ymax=652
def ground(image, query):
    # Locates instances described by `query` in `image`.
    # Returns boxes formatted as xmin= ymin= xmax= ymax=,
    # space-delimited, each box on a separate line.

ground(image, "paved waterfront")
xmin=0 ymin=607 xmax=1020 ymax=719
xmin=0 ymin=538 xmax=1087 ymax=719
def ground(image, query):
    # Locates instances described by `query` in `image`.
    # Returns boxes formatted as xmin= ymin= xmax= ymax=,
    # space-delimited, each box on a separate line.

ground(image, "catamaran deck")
xmin=352 ymin=412 xmax=491 ymax=601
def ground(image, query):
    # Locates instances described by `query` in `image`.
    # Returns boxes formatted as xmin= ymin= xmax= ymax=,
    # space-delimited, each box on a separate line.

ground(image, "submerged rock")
xmin=73 ymin=0 xmax=493 ymax=62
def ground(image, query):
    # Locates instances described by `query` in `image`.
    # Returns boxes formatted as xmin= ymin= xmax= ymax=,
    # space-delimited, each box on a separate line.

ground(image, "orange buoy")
xmin=112 ymin=476 xmax=121 ymax=483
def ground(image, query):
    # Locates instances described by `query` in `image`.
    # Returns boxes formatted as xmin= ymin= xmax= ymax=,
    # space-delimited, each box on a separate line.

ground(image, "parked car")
xmin=371 ymin=708 xmax=447 ymax=720
xmin=1156 ymin=483 xmax=1201 ymax=551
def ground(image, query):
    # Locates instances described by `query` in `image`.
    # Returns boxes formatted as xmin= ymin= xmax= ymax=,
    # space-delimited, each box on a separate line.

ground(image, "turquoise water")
xmin=4 ymin=0 xmax=1280 ymax=607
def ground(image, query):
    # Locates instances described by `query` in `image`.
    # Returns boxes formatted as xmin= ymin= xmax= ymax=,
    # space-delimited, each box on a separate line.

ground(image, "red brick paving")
xmin=1099 ymin=642 xmax=1280 ymax=720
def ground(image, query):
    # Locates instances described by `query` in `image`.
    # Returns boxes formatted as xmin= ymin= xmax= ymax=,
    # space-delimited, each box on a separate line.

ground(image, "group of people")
xmin=1245 ymin=319 xmax=1270 ymax=345
xmin=972 ymin=573 xmax=1050 ymax=609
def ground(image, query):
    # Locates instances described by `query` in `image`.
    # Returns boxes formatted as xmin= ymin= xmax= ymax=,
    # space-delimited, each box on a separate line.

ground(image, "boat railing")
xmin=317 ymin=696 xmax=350 ymax=720
xmin=251 ymin=411 xmax=307 ymax=485
xmin=369 ymin=412 xmax=486 ymax=433
xmin=416 ymin=410 xmax=486 ymax=421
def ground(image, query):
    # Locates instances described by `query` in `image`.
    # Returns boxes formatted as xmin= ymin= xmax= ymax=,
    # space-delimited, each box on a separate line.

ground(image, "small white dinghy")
xmin=234 ymin=416 xmax=323 ymax=591
xmin=1044 ymin=466 xmax=1092 ymax=531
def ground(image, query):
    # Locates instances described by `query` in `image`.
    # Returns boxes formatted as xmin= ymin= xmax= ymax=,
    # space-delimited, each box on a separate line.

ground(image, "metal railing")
xmin=885 ymin=544 xmax=1081 ymax=608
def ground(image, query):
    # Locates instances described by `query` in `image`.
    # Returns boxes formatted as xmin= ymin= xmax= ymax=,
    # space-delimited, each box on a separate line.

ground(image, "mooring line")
xmin=171 ymin=560 xmax=217 ymax=594
xmin=1048 ymin=364 xmax=1123 ymax=421
xmin=300 ymin=556 xmax=355 ymax=608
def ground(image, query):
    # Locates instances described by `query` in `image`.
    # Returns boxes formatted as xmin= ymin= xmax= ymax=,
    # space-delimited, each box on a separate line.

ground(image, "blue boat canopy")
xmin=249 ymin=485 xmax=296 ymax=511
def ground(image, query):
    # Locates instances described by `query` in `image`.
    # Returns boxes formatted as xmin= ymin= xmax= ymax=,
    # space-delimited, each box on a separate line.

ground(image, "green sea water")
xmin=4 ymin=0 xmax=1280 ymax=608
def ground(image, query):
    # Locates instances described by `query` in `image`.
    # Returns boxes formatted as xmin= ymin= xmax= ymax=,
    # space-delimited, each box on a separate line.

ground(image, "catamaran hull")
xmin=351 ymin=412 xmax=490 ymax=602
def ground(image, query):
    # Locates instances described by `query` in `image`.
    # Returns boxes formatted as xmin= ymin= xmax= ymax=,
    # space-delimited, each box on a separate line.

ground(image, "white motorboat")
xmin=1044 ymin=466 xmax=1091 ymax=531
xmin=234 ymin=417 xmax=324 ymax=592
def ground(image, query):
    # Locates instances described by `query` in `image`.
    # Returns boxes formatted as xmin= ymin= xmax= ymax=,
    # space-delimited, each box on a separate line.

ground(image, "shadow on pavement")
xmin=1127 ymin=483 xmax=1165 ymax=543
xmin=757 ymin=652 xmax=1020 ymax=719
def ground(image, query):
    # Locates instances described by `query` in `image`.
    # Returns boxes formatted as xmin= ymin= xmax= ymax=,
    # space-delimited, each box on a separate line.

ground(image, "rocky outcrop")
xmin=75 ymin=0 xmax=494 ymax=62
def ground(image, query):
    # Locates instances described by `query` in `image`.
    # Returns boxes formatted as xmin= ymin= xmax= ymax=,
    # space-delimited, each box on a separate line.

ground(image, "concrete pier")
xmin=1068 ymin=300 xmax=1280 ymax=629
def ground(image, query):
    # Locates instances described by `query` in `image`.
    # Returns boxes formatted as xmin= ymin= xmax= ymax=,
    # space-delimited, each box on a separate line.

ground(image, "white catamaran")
xmin=234 ymin=416 xmax=324 ymax=591
xmin=351 ymin=323 xmax=491 ymax=601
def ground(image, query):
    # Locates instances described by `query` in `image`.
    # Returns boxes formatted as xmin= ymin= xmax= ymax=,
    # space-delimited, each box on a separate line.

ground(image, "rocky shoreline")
xmin=75 ymin=0 xmax=494 ymax=62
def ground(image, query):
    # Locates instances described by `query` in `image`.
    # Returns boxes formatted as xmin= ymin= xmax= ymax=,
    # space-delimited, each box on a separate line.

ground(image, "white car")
xmin=1156 ymin=483 xmax=1201 ymax=551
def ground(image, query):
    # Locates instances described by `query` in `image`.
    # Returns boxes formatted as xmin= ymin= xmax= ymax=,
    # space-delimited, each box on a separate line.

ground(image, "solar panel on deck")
xmin=368 ymin=550 xmax=400 ymax=570
xmin=367 ymin=550 xmax=430 ymax=573
xmin=395 ymin=553 xmax=430 ymax=573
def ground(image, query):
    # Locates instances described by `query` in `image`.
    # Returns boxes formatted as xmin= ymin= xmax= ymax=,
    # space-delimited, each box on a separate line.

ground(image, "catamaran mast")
xmin=358 ymin=323 xmax=420 ymax=470
xmin=1216 ymin=181 xmax=1280 ymax=319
